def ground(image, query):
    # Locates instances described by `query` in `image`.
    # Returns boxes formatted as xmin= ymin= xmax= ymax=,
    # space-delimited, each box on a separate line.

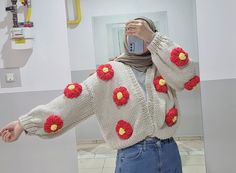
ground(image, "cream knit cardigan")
xmin=19 ymin=32 xmax=198 ymax=149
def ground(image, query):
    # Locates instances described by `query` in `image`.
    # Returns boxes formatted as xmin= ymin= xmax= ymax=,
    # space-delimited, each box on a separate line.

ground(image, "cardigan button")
xmin=159 ymin=79 xmax=166 ymax=86
xmin=179 ymin=52 xmax=187 ymax=60
xmin=102 ymin=67 xmax=109 ymax=73
xmin=50 ymin=124 xmax=58 ymax=131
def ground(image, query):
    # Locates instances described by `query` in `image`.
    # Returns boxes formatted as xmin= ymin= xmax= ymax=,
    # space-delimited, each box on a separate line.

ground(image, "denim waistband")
xmin=137 ymin=137 xmax=174 ymax=145
xmin=119 ymin=137 xmax=175 ymax=152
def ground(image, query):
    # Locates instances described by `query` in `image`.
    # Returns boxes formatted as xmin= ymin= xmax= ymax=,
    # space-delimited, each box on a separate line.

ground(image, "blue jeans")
xmin=115 ymin=137 xmax=182 ymax=173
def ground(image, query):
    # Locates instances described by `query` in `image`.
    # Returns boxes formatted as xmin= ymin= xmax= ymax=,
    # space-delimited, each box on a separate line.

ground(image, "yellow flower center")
xmin=68 ymin=85 xmax=75 ymax=90
xmin=102 ymin=67 xmax=109 ymax=73
xmin=119 ymin=128 xmax=126 ymax=135
xmin=179 ymin=53 xmax=186 ymax=60
xmin=117 ymin=92 xmax=123 ymax=100
xmin=50 ymin=124 xmax=58 ymax=131
xmin=159 ymin=79 xmax=166 ymax=86
xmin=172 ymin=116 xmax=177 ymax=123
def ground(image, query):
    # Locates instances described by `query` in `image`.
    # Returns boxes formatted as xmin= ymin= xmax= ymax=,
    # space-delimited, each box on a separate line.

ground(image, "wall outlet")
xmin=5 ymin=73 xmax=16 ymax=83
xmin=0 ymin=68 xmax=22 ymax=88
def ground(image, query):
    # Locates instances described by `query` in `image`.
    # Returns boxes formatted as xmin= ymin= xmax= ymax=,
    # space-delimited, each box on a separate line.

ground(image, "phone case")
xmin=127 ymin=36 xmax=144 ymax=54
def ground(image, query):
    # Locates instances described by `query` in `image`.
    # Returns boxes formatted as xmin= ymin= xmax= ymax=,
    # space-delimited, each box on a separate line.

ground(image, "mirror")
xmin=74 ymin=0 xmax=206 ymax=173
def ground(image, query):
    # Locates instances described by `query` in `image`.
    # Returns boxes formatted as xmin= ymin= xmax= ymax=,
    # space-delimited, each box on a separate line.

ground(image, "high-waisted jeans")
xmin=115 ymin=137 xmax=182 ymax=173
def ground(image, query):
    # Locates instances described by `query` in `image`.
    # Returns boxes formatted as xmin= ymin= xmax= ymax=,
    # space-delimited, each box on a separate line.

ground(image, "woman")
xmin=0 ymin=17 xmax=199 ymax=173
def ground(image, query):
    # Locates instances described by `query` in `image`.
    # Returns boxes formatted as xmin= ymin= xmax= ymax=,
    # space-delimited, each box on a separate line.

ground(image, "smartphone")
xmin=127 ymin=36 xmax=144 ymax=54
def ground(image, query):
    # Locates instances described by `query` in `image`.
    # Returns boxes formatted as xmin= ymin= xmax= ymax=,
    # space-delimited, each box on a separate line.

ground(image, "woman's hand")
xmin=125 ymin=20 xmax=155 ymax=44
xmin=0 ymin=120 xmax=24 ymax=143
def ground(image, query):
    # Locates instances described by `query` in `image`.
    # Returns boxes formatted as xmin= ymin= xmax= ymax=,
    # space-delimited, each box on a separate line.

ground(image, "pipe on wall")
xmin=67 ymin=0 xmax=81 ymax=26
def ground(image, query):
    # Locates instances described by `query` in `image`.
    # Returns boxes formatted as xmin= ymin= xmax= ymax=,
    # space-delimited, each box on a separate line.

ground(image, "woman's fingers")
xmin=1 ymin=130 xmax=14 ymax=142
xmin=125 ymin=31 xmax=137 ymax=37
xmin=126 ymin=27 xmax=136 ymax=31
xmin=0 ymin=121 xmax=21 ymax=142
xmin=1 ymin=126 xmax=14 ymax=133
xmin=2 ymin=131 xmax=10 ymax=142
xmin=126 ymin=20 xmax=144 ymax=28
xmin=4 ymin=132 xmax=15 ymax=143
xmin=126 ymin=22 xmax=141 ymax=27
xmin=0 ymin=128 xmax=6 ymax=135
xmin=1 ymin=130 xmax=8 ymax=138
xmin=125 ymin=22 xmax=148 ymax=38
xmin=6 ymin=133 xmax=12 ymax=140
xmin=0 ymin=129 xmax=10 ymax=137
xmin=126 ymin=20 xmax=140 ymax=26
xmin=126 ymin=23 xmax=140 ymax=31
xmin=125 ymin=30 xmax=136 ymax=34
xmin=4 ymin=133 xmax=11 ymax=142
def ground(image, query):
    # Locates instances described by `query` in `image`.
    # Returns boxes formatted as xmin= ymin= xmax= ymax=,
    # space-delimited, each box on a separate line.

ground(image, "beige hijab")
xmin=112 ymin=17 xmax=157 ymax=72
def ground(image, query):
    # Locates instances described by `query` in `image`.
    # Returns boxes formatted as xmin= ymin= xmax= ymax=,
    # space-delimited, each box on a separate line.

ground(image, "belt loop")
xmin=143 ymin=139 xmax=147 ymax=151
xmin=156 ymin=139 xmax=161 ymax=148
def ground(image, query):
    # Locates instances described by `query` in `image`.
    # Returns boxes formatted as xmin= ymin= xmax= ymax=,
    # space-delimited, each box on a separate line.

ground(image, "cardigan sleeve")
xmin=147 ymin=32 xmax=200 ymax=91
xmin=18 ymin=75 xmax=96 ymax=139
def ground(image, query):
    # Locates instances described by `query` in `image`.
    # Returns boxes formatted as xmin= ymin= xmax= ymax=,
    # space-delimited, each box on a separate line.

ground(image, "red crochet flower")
xmin=64 ymin=83 xmax=83 ymax=99
xmin=165 ymin=108 xmax=178 ymax=127
xmin=113 ymin=86 xmax=129 ymax=106
xmin=44 ymin=115 xmax=64 ymax=133
xmin=170 ymin=47 xmax=189 ymax=67
xmin=153 ymin=76 xmax=168 ymax=93
xmin=115 ymin=120 xmax=133 ymax=140
xmin=184 ymin=75 xmax=200 ymax=90
xmin=96 ymin=64 xmax=114 ymax=81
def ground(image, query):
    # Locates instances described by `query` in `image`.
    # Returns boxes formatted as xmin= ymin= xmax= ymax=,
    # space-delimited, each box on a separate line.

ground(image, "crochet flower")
xmin=170 ymin=47 xmax=189 ymax=67
xmin=184 ymin=75 xmax=200 ymax=90
xmin=44 ymin=115 xmax=64 ymax=133
xmin=64 ymin=83 xmax=83 ymax=99
xmin=153 ymin=76 xmax=168 ymax=93
xmin=113 ymin=87 xmax=129 ymax=106
xmin=116 ymin=120 xmax=133 ymax=140
xmin=165 ymin=108 xmax=178 ymax=127
xmin=96 ymin=64 xmax=114 ymax=81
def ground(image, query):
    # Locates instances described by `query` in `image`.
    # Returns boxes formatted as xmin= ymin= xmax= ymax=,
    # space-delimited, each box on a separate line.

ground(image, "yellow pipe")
xmin=26 ymin=7 xmax=32 ymax=23
xmin=67 ymin=0 xmax=81 ymax=25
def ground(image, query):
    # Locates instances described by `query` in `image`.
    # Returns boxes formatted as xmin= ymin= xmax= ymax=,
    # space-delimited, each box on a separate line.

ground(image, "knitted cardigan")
xmin=18 ymin=32 xmax=199 ymax=149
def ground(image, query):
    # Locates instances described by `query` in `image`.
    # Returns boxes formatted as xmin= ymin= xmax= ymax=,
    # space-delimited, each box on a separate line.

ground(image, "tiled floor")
xmin=77 ymin=137 xmax=206 ymax=173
